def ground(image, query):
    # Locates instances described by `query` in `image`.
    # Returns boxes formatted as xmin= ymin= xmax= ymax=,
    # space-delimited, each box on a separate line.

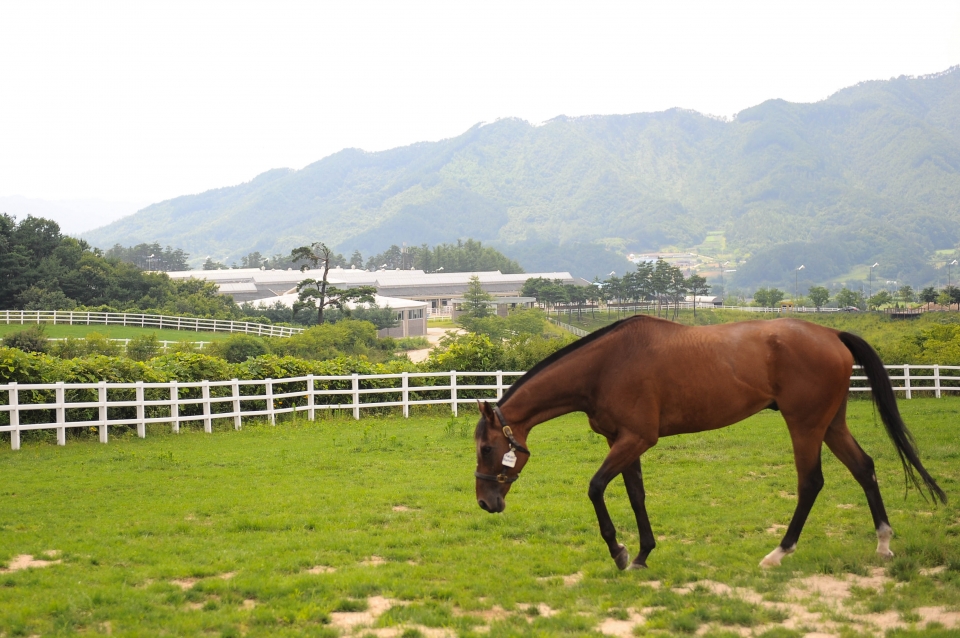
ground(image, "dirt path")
xmin=404 ymin=326 xmax=464 ymax=363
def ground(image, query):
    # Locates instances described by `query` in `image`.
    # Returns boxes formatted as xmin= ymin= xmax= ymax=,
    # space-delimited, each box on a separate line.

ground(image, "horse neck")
xmin=500 ymin=348 xmax=597 ymax=435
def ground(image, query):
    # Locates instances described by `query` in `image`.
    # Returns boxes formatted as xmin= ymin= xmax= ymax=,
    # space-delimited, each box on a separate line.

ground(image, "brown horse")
xmin=474 ymin=315 xmax=945 ymax=569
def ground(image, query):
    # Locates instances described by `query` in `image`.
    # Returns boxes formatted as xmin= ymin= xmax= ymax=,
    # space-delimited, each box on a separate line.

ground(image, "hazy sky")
xmin=2 ymin=0 xmax=959 ymax=209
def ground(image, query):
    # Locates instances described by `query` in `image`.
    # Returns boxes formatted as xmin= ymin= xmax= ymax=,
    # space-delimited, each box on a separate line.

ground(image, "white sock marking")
xmin=876 ymin=523 xmax=894 ymax=558
xmin=759 ymin=543 xmax=796 ymax=568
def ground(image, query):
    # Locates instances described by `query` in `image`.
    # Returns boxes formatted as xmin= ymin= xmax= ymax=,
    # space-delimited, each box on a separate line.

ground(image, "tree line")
xmin=521 ymin=259 xmax=711 ymax=319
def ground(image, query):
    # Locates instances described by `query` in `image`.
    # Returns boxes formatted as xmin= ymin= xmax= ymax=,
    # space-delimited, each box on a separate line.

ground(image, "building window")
xmin=395 ymin=311 xmax=404 ymax=322
xmin=407 ymin=308 xmax=423 ymax=320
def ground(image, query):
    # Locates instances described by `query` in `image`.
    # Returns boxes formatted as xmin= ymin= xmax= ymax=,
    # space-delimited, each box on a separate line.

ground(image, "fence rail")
xmin=0 ymin=310 xmax=303 ymax=337
xmin=1 ymin=365 xmax=958 ymax=451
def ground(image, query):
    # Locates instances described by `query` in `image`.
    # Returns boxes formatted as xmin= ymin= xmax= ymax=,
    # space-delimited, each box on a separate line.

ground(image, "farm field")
xmin=1 ymin=400 xmax=959 ymax=637
xmin=0 ymin=323 xmax=234 ymax=342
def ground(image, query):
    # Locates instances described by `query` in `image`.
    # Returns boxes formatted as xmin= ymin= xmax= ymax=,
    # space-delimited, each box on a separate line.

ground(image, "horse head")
xmin=474 ymin=400 xmax=530 ymax=513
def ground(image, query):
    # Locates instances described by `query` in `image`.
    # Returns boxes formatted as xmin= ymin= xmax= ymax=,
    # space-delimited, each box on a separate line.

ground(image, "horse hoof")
xmin=759 ymin=544 xmax=795 ymax=569
xmin=877 ymin=548 xmax=894 ymax=559
xmin=613 ymin=544 xmax=630 ymax=570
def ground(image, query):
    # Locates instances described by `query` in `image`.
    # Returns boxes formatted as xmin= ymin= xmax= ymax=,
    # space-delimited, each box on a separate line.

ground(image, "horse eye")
xmin=481 ymin=445 xmax=493 ymax=456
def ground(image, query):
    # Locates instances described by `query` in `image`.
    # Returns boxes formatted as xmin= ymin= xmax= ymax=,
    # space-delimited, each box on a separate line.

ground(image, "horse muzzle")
xmin=477 ymin=495 xmax=505 ymax=513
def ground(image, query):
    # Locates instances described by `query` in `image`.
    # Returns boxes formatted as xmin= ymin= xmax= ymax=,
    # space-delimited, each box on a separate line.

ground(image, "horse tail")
xmin=838 ymin=331 xmax=947 ymax=504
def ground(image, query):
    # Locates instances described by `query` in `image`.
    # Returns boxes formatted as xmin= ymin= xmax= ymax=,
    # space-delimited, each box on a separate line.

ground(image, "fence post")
xmin=56 ymin=381 xmax=66 ymax=446
xmin=231 ymin=379 xmax=242 ymax=430
xmin=307 ymin=374 xmax=316 ymax=421
xmin=496 ymin=370 xmax=503 ymax=401
xmin=170 ymin=381 xmax=180 ymax=433
xmin=450 ymin=370 xmax=458 ymax=417
xmin=352 ymin=373 xmax=360 ymax=420
xmin=266 ymin=378 xmax=276 ymax=425
xmin=934 ymin=364 xmax=941 ymax=398
xmin=98 ymin=381 xmax=108 ymax=443
xmin=136 ymin=381 xmax=145 ymax=438
xmin=9 ymin=383 xmax=19 ymax=451
xmin=401 ymin=371 xmax=409 ymax=418
xmin=202 ymin=381 xmax=212 ymax=433
xmin=904 ymin=364 xmax=911 ymax=400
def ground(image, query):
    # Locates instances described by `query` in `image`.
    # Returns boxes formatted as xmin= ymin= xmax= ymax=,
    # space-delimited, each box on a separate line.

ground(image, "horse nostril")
xmin=478 ymin=499 xmax=490 ymax=511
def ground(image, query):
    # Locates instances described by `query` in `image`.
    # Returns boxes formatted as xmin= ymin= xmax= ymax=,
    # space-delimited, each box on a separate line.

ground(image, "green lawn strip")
xmin=0 ymin=323 xmax=236 ymax=342
xmin=1 ymin=399 xmax=958 ymax=636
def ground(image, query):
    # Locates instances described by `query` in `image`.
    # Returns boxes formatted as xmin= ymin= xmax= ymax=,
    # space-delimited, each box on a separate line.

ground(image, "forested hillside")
xmin=85 ymin=68 xmax=960 ymax=284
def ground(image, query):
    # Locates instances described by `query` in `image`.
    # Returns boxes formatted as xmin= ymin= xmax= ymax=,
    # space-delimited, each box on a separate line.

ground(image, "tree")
xmin=948 ymin=285 xmax=960 ymax=310
xmin=240 ymin=251 xmax=265 ymax=268
xmin=835 ymin=287 xmax=865 ymax=310
xmin=808 ymin=286 xmax=830 ymax=311
xmin=919 ymin=286 xmax=938 ymax=304
xmin=461 ymin=275 xmax=494 ymax=318
xmin=686 ymin=274 xmax=710 ymax=318
xmin=753 ymin=287 xmax=784 ymax=308
xmin=867 ymin=290 xmax=892 ymax=310
xmin=897 ymin=285 xmax=914 ymax=306
xmin=292 ymin=242 xmax=375 ymax=324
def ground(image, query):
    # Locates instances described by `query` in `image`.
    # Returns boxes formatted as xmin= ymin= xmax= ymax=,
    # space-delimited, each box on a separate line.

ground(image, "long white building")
xmin=166 ymin=267 xmax=588 ymax=315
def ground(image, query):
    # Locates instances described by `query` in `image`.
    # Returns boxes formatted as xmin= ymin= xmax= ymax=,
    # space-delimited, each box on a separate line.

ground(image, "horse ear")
xmin=478 ymin=400 xmax=496 ymax=423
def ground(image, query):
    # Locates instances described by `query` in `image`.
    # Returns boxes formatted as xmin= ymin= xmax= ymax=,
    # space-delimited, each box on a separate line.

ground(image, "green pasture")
xmin=0 ymin=323 xmax=235 ymax=342
xmin=2 ymin=399 xmax=959 ymax=637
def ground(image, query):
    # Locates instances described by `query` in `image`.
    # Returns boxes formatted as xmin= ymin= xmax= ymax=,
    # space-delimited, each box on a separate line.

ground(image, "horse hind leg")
xmin=824 ymin=418 xmax=894 ymax=558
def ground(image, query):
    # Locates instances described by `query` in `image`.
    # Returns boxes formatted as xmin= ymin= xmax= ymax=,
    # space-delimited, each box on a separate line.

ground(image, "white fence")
xmin=0 ymin=371 xmax=524 ymax=451
xmin=48 ymin=338 xmax=211 ymax=350
xmin=1 ymin=365 xmax=958 ymax=451
xmin=0 ymin=310 xmax=303 ymax=337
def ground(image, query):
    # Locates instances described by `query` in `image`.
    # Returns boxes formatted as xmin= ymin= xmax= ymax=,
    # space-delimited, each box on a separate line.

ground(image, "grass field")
xmin=2 ymin=399 xmax=959 ymax=637
xmin=0 ymin=323 xmax=235 ymax=342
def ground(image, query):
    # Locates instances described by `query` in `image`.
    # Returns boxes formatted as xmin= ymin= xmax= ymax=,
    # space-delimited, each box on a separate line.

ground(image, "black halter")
xmin=474 ymin=406 xmax=531 ymax=484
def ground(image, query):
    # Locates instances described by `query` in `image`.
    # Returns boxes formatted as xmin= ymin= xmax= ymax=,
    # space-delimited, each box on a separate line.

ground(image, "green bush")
xmin=126 ymin=334 xmax=162 ymax=361
xmin=207 ymin=334 xmax=270 ymax=363
xmin=2 ymin=325 xmax=49 ymax=353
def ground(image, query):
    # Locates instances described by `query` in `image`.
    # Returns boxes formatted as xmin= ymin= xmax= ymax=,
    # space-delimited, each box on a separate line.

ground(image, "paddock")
xmin=1 ymin=400 xmax=958 ymax=637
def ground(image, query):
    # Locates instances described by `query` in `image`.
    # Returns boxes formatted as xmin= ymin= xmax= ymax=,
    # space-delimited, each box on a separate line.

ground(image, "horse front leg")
xmin=588 ymin=437 xmax=652 ymax=570
xmin=621 ymin=458 xmax=656 ymax=569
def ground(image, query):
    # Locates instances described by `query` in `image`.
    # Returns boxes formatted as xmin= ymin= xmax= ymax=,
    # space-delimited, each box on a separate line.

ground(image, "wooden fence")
xmin=1 ymin=366 xmax=958 ymax=451
xmin=0 ymin=310 xmax=303 ymax=337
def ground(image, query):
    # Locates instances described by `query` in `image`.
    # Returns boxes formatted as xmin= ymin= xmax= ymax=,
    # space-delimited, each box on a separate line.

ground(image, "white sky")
xmin=1 ymin=0 xmax=959 ymax=208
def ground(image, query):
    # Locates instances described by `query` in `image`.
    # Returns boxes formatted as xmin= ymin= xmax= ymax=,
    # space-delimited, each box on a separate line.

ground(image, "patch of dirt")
xmin=766 ymin=524 xmax=787 ymax=535
xmin=306 ymin=565 xmax=336 ymax=574
xmin=836 ymin=503 xmax=857 ymax=509
xmin=598 ymin=610 xmax=647 ymax=636
xmin=0 ymin=554 xmax=62 ymax=573
xmin=329 ymin=595 xmax=425 ymax=634
xmin=537 ymin=571 xmax=583 ymax=586
xmin=920 ymin=565 xmax=946 ymax=576
xmin=242 ymin=599 xmax=256 ymax=609
xmin=516 ymin=603 xmax=556 ymax=617
xmin=170 ymin=578 xmax=197 ymax=590
xmin=618 ymin=569 xmax=960 ymax=637
xmin=454 ymin=605 xmax=509 ymax=622
xmin=218 ymin=571 xmax=236 ymax=580
xmin=392 ymin=505 xmax=416 ymax=512
xmin=362 ymin=555 xmax=387 ymax=566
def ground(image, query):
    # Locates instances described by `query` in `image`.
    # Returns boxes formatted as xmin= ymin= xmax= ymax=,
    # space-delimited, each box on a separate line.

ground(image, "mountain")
xmin=84 ymin=68 xmax=960 ymax=284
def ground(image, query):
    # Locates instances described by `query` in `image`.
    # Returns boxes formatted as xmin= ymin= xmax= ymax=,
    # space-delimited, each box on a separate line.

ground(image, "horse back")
xmin=595 ymin=317 xmax=854 ymax=436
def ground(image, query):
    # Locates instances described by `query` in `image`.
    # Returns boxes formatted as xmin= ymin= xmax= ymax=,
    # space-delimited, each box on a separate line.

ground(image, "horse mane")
xmin=498 ymin=315 xmax=648 ymax=406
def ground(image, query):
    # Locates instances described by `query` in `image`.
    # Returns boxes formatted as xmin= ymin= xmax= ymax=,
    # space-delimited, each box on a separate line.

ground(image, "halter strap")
xmin=492 ymin=406 xmax=530 ymax=455
xmin=474 ymin=470 xmax=519 ymax=483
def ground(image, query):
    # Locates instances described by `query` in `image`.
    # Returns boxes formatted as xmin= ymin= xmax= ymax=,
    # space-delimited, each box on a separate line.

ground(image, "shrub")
xmin=207 ymin=334 xmax=270 ymax=363
xmin=126 ymin=334 xmax=162 ymax=361
xmin=83 ymin=332 xmax=122 ymax=357
xmin=2 ymin=325 xmax=49 ymax=353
